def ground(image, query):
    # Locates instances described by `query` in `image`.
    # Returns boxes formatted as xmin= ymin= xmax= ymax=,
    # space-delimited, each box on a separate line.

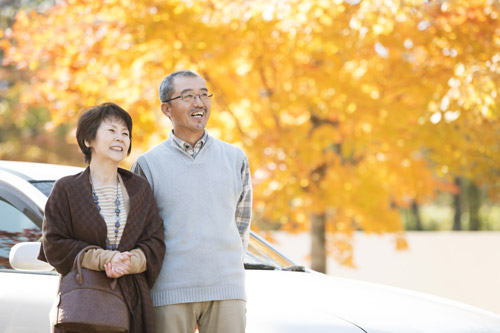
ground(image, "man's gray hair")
xmin=159 ymin=70 xmax=203 ymax=103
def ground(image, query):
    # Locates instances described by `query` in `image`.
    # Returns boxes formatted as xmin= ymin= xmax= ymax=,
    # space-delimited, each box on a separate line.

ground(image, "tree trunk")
xmin=452 ymin=177 xmax=462 ymax=231
xmin=411 ymin=200 xmax=423 ymax=230
xmin=310 ymin=212 xmax=327 ymax=273
xmin=468 ymin=181 xmax=481 ymax=230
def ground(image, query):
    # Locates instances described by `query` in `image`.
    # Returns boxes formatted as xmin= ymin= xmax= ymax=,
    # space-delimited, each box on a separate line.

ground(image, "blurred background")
xmin=1 ymin=0 xmax=499 ymax=314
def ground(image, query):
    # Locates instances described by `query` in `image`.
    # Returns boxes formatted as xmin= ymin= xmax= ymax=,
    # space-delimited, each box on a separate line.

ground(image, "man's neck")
xmin=172 ymin=129 xmax=205 ymax=147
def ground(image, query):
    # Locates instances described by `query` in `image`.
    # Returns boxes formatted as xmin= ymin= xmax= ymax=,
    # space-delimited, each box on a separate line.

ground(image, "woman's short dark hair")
xmin=76 ymin=102 xmax=133 ymax=164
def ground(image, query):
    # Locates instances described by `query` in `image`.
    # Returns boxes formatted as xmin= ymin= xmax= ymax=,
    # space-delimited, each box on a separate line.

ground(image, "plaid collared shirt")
xmin=171 ymin=130 xmax=208 ymax=159
xmin=159 ymin=130 xmax=252 ymax=251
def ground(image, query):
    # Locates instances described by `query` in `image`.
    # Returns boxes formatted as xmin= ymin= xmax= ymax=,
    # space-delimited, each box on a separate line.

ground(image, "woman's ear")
xmin=84 ymin=140 xmax=91 ymax=149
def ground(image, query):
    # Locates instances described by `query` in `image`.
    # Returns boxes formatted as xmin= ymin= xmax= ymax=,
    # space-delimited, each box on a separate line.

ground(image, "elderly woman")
xmin=38 ymin=102 xmax=165 ymax=333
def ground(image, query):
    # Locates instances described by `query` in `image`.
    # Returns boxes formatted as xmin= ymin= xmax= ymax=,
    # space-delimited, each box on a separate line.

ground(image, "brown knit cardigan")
xmin=38 ymin=167 xmax=166 ymax=333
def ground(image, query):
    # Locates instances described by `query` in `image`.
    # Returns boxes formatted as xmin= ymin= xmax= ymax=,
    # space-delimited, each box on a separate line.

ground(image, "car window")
xmin=29 ymin=180 xmax=56 ymax=197
xmin=0 ymin=200 xmax=41 ymax=269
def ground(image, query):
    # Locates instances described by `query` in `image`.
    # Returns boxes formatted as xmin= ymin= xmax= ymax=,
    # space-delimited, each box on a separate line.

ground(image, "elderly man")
xmin=132 ymin=70 xmax=252 ymax=333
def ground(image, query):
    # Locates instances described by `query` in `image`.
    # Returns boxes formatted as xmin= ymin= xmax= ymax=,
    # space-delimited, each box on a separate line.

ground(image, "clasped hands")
xmin=104 ymin=251 xmax=134 ymax=278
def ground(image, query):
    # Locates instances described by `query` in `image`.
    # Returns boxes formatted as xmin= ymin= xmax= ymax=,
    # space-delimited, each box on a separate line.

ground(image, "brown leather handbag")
xmin=54 ymin=245 xmax=130 ymax=333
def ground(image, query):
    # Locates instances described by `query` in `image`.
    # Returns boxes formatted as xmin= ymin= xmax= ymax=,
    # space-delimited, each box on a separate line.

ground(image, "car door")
xmin=0 ymin=179 xmax=58 ymax=333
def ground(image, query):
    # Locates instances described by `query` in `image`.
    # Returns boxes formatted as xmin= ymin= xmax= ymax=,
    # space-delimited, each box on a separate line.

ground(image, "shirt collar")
xmin=170 ymin=129 xmax=208 ymax=150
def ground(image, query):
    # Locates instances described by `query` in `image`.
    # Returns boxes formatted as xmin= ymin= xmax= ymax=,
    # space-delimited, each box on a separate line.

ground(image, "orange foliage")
xmin=2 ymin=0 xmax=499 ymax=264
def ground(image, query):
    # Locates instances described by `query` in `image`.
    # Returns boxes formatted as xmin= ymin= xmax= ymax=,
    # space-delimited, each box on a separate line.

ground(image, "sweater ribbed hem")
xmin=151 ymin=284 xmax=246 ymax=306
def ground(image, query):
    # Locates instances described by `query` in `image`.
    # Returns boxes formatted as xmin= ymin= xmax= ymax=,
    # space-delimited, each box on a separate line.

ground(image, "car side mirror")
xmin=9 ymin=242 xmax=54 ymax=271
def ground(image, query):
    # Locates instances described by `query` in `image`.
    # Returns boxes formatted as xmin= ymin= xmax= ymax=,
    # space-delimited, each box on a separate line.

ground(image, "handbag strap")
xmin=73 ymin=245 xmax=118 ymax=290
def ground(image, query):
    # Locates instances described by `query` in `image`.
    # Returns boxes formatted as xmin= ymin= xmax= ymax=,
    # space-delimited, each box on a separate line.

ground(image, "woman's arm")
xmin=133 ymin=181 xmax=166 ymax=287
xmin=38 ymin=178 xmax=90 ymax=275
xmin=81 ymin=248 xmax=146 ymax=274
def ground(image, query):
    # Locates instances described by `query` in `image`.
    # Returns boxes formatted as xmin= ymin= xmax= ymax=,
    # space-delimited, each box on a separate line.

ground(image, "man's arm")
xmin=235 ymin=154 xmax=252 ymax=258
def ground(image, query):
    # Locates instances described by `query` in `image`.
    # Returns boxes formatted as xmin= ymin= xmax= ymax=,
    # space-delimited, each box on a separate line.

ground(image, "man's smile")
xmin=191 ymin=109 xmax=206 ymax=118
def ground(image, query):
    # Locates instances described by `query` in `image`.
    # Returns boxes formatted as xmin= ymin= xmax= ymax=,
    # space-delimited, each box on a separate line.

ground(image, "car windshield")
xmin=30 ymin=178 xmax=304 ymax=271
xmin=244 ymin=233 xmax=305 ymax=271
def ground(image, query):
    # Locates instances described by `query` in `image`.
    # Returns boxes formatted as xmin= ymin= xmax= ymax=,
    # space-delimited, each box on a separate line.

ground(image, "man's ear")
xmin=161 ymin=103 xmax=171 ymax=118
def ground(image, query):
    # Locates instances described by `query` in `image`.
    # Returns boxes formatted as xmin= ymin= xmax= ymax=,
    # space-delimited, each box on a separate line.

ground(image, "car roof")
xmin=0 ymin=161 xmax=84 ymax=181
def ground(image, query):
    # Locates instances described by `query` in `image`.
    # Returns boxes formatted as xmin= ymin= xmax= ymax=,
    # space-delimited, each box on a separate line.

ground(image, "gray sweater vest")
xmin=135 ymin=134 xmax=246 ymax=306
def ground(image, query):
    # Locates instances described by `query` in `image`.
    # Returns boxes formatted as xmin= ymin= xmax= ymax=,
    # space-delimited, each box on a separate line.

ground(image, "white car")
xmin=1 ymin=160 xmax=500 ymax=333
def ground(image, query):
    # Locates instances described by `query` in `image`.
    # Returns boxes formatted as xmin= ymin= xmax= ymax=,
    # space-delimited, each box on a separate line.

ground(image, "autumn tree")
xmin=0 ymin=0 xmax=82 ymax=164
xmin=2 ymin=0 xmax=499 ymax=271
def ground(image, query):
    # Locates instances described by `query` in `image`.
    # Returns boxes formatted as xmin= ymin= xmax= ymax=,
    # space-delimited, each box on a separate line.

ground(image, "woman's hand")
xmin=105 ymin=252 xmax=134 ymax=278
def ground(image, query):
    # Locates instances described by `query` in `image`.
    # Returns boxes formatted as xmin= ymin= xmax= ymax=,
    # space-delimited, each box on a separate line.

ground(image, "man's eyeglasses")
xmin=164 ymin=92 xmax=213 ymax=103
